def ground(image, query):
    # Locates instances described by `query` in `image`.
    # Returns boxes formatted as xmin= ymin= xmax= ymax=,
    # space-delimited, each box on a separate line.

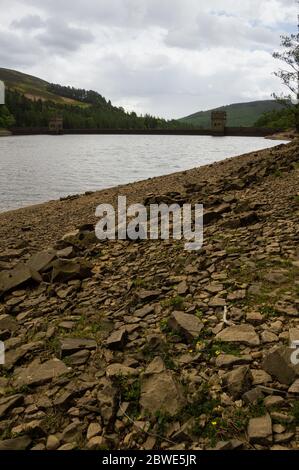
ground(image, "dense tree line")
xmin=255 ymin=107 xmax=295 ymax=130
xmin=0 ymin=105 xmax=15 ymax=128
xmin=2 ymin=88 xmax=191 ymax=130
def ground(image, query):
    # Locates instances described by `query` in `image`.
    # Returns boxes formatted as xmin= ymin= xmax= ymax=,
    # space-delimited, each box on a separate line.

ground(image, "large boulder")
xmin=140 ymin=358 xmax=186 ymax=417
xmin=247 ymin=414 xmax=273 ymax=445
xmin=262 ymin=346 xmax=299 ymax=385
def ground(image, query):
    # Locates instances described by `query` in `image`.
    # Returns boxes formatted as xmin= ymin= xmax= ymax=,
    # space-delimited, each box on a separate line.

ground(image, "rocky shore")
xmin=0 ymin=139 xmax=298 ymax=451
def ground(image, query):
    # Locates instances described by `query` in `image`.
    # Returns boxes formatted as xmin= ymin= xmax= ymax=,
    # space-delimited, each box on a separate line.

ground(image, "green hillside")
xmin=0 ymin=68 xmax=86 ymax=106
xmin=179 ymin=100 xmax=285 ymax=128
xmin=0 ymin=68 xmax=188 ymax=130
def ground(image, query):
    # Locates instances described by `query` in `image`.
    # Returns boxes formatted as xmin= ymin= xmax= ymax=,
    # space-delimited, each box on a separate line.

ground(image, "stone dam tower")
xmin=211 ymin=110 xmax=227 ymax=135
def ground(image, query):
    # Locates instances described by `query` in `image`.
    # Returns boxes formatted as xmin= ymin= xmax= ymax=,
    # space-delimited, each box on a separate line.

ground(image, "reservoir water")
xmin=0 ymin=134 xmax=288 ymax=212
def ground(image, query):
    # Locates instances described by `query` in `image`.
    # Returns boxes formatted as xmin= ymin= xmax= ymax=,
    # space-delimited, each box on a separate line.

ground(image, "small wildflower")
xmin=211 ymin=420 xmax=217 ymax=426
xmin=215 ymin=350 xmax=221 ymax=356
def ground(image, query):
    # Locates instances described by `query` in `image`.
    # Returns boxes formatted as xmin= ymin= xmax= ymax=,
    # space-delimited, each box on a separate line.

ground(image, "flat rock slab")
xmin=59 ymin=338 xmax=97 ymax=356
xmin=248 ymin=414 xmax=273 ymax=445
xmin=168 ymin=311 xmax=204 ymax=341
xmin=216 ymin=354 xmax=253 ymax=368
xmin=13 ymin=358 xmax=71 ymax=388
xmin=0 ymin=394 xmax=24 ymax=419
xmin=134 ymin=305 xmax=155 ymax=318
xmin=0 ymin=435 xmax=31 ymax=450
xmin=27 ymin=249 xmax=57 ymax=273
xmin=216 ymin=324 xmax=260 ymax=346
xmin=0 ymin=314 xmax=18 ymax=332
xmin=0 ymin=263 xmax=41 ymax=296
xmin=136 ymin=289 xmax=161 ymax=302
xmin=106 ymin=363 xmax=138 ymax=377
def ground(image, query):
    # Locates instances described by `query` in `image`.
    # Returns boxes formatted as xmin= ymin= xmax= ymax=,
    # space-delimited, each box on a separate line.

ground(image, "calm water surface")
xmin=0 ymin=134 xmax=288 ymax=212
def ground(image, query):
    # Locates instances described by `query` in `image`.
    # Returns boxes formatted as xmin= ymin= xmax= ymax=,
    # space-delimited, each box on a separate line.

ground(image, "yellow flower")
xmin=215 ymin=350 xmax=221 ymax=356
xmin=211 ymin=420 xmax=217 ymax=426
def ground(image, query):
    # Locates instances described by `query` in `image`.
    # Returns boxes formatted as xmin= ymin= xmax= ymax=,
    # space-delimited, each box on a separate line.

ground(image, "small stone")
xmin=270 ymin=412 xmax=294 ymax=424
xmin=243 ymin=387 xmax=264 ymax=404
xmin=87 ymin=423 xmax=102 ymax=440
xmin=58 ymin=443 xmax=77 ymax=451
xmin=46 ymin=435 xmax=60 ymax=450
xmin=261 ymin=331 xmax=279 ymax=344
xmin=251 ymin=369 xmax=272 ymax=385
xmin=264 ymin=396 xmax=285 ymax=409
xmin=106 ymin=329 xmax=128 ymax=350
xmin=246 ymin=311 xmax=263 ymax=325
xmin=61 ymin=422 xmax=82 ymax=443
xmin=223 ymin=366 xmax=252 ymax=399
xmin=177 ymin=280 xmax=188 ymax=295
xmin=168 ymin=311 xmax=203 ymax=341
xmin=86 ymin=436 xmax=107 ymax=450
xmin=273 ymin=424 xmax=285 ymax=434
xmin=288 ymin=379 xmax=299 ymax=394
xmin=274 ymin=432 xmax=295 ymax=444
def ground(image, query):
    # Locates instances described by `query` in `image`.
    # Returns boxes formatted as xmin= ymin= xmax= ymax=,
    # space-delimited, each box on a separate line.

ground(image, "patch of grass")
xmin=166 ymin=295 xmax=185 ymax=309
xmin=114 ymin=376 xmax=141 ymax=419
xmin=160 ymin=318 xmax=169 ymax=332
xmin=248 ymin=398 xmax=267 ymax=418
xmin=259 ymin=305 xmax=280 ymax=318
xmin=42 ymin=411 xmax=65 ymax=434
xmin=46 ymin=337 xmax=60 ymax=356
xmin=209 ymin=341 xmax=241 ymax=357
xmin=195 ymin=309 xmax=204 ymax=319
xmin=132 ymin=278 xmax=147 ymax=288
xmin=291 ymin=401 xmax=299 ymax=425
xmin=154 ymin=411 xmax=174 ymax=437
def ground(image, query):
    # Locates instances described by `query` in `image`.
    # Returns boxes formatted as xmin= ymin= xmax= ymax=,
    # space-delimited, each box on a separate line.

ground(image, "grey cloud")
xmin=0 ymin=30 xmax=40 ymax=67
xmin=11 ymin=14 xmax=45 ymax=30
xmin=165 ymin=12 xmax=278 ymax=50
xmin=36 ymin=19 xmax=95 ymax=52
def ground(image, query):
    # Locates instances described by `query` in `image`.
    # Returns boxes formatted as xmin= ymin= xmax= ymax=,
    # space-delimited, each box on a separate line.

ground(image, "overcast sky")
xmin=0 ymin=0 xmax=297 ymax=118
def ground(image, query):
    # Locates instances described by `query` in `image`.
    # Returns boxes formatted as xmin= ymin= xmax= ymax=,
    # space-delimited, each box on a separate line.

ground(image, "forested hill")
xmin=0 ymin=68 xmax=187 ymax=130
xmin=179 ymin=100 xmax=285 ymax=128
